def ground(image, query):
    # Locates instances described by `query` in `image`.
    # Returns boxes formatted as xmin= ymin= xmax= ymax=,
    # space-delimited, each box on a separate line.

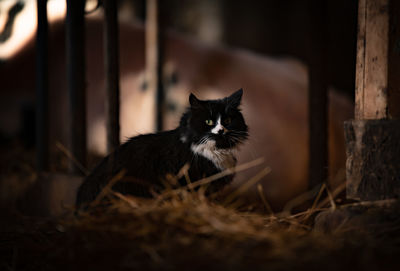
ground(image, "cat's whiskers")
xmin=226 ymin=131 xmax=247 ymax=145
xmin=198 ymin=135 xmax=211 ymax=146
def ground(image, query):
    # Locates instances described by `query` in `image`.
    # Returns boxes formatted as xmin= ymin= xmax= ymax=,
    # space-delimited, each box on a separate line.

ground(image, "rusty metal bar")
xmin=66 ymin=0 xmax=86 ymax=175
xmin=36 ymin=0 xmax=49 ymax=171
xmin=308 ymin=0 xmax=328 ymax=189
xmin=103 ymin=0 xmax=120 ymax=152
xmin=146 ymin=0 xmax=164 ymax=132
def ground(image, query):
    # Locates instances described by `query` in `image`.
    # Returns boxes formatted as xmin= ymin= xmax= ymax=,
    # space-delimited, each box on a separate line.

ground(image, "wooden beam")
xmin=345 ymin=0 xmax=400 ymax=200
xmin=103 ymin=0 xmax=120 ymax=153
xmin=66 ymin=0 xmax=86 ymax=175
xmin=36 ymin=0 xmax=49 ymax=171
xmin=146 ymin=0 xmax=164 ymax=132
xmin=355 ymin=0 xmax=400 ymax=119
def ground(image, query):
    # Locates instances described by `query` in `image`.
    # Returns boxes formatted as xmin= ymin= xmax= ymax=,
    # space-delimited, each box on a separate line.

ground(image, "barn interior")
xmin=0 ymin=0 xmax=400 ymax=270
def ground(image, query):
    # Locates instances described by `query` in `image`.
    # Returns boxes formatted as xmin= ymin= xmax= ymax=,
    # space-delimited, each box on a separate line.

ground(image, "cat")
xmin=76 ymin=89 xmax=248 ymax=207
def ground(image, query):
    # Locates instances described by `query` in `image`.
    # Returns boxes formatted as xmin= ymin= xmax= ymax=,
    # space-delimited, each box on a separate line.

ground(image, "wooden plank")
xmin=308 ymin=0 xmax=328 ymax=189
xmin=346 ymin=0 xmax=400 ymax=200
xmin=356 ymin=0 xmax=389 ymax=119
xmin=355 ymin=0 xmax=366 ymax=120
xmin=35 ymin=0 xmax=49 ymax=171
xmin=66 ymin=0 xmax=86 ymax=175
xmin=146 ymin=0 xmax=164 ymax=132
xmin=355 ymin=0 xmax=400 ymax=120
xmin=103 ymin=0 xmax=120 ymax=152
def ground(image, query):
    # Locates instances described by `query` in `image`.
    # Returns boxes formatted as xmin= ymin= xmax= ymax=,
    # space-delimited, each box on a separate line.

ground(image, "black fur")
xmin=76 ymin=89 xmax=248 ymax=207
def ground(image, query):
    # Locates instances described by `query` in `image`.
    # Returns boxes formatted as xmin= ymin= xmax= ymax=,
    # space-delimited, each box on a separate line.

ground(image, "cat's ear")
xmin=227 ymin=88 xmax=243 ymax=108
xmin=189 ymin=93 xmax=203 ymax=108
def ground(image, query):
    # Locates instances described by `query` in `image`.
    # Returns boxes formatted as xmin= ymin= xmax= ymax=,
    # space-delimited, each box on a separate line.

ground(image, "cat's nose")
xmin=218 ymin=129 xmax=224 ymax=135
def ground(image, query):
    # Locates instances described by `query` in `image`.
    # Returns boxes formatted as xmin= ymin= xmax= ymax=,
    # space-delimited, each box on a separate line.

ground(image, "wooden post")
xmin=66 ymin=0 xmax=86 ymax=175
xmin=354 ymin=0 xmax=399 ymax=120
xmin=308 ymin=0 xmax=328 ymax=189
xmin=36 ymin=0 xmax=49 ymax=171
xmin=345 ymin=0 xmax=400 ymax=200
xmin=146 ymin=0 xmax=164 ymax=132
xmin=103 ymin=0 xmax=120 ymax=153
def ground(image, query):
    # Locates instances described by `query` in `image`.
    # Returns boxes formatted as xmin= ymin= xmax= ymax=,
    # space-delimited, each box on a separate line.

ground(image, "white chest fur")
xmin=191 ymin=140 xmax=237 ymax=170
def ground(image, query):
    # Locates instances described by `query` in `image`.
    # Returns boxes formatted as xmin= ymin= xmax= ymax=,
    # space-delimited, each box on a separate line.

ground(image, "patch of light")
xmin=0 ymin=0 xmax=66 ymax=59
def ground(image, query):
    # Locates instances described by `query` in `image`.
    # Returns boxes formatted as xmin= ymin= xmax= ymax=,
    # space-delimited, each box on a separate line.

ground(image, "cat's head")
xmin=180 ymin=89 xmax=248 ymax=149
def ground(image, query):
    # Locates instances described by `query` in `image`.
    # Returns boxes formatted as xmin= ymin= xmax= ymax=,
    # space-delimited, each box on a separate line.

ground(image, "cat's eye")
xmin=205 ymin=119 xmax=214 ymax=126
xmin=224 ymin=117 xmax=231 ymax=125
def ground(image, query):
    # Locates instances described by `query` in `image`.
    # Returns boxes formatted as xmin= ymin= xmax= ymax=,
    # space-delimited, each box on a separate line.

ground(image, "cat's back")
xmin=122 ymin=129 xmax=185 ymax=154
xmin=76 ymin=129 xmax=191 ymax=206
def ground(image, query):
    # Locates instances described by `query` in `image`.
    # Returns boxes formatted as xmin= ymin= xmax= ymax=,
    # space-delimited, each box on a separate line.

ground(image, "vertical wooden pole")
xmin=66 ymin=0 xmax=86 ymax=175
xmin=355 ymin=0 xmax=400 ymax=120
xmin=308 ymin=0 xmax=328 ymax=189
xmin=345 ymin=0 xmax=400 ymax=200
xmin=146 ymin=0 xmax=164 ymax=132
xmin=36 ymin=0 xmax=49 ymax=171
xmin=355 ymin=0 xmax=389 ymax=120
xmin=103 ymin=0 xmax=120 ymax=153
xmin=355 ymin=0 xmax=367 ymax=120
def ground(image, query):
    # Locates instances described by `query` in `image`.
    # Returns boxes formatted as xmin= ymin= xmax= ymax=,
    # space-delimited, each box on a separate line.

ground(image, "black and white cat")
xmin=76 ymin=89 xmax=248 ymax=207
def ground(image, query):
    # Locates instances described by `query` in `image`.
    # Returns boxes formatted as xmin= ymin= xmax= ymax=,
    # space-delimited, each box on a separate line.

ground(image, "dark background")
xmin=126 ymin=0 xmax=358 ymax=98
